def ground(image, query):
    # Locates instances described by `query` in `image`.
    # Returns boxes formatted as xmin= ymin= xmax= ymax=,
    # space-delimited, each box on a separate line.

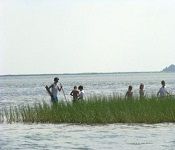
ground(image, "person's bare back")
xmin=70 ymin=86 xmax=79 ymax=101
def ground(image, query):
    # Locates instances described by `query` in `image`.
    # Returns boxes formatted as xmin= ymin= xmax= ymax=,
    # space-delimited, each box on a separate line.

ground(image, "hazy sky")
xmin=1 ymin=0 xmax=175 ymax=75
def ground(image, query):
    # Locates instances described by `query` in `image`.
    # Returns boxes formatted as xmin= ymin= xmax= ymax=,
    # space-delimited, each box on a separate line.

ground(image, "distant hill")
xmin=162 ymin=64 xmax=175 ymax=72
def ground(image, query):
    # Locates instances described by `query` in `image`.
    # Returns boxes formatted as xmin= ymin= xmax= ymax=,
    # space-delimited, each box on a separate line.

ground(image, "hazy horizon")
xmin=0 ymin=70 xmax=169 ymax=76
xmin=1 ymin=0 xmax=175 ymax=75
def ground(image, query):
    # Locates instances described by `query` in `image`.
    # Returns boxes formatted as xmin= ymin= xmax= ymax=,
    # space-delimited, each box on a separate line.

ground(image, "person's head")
xmin=54 ymin=77 xmax=59 ymax=83
xmin=140 ymin=83 xmax=144 ymax=90
xmin=78 ymin=85 xmax=83 ymax=91
xmin=128 ymin=85 xmax=132 ymax=91
xmin=74 ymin=86 xmax=77 ymax=90
xmin=161 ymin=80 xmax=165 ymax=87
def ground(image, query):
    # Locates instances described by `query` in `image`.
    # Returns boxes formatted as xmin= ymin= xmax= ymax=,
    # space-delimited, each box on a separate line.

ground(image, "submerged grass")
xmin=1 ymin=95 xmax=175 ymax=124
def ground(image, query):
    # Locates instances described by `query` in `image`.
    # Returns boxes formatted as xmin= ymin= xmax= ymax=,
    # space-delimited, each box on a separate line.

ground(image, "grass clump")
xmin=1 ymin=95 xmax=175 ymax=124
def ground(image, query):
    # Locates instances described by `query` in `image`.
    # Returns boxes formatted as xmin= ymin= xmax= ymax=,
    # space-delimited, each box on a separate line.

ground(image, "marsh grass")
xmin=1 ymin=95 xmax=175 ymax=124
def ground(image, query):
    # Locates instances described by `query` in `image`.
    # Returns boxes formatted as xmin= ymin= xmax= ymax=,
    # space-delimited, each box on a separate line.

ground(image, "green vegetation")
xmin=1 ymin=95 xmax=175 ymax=124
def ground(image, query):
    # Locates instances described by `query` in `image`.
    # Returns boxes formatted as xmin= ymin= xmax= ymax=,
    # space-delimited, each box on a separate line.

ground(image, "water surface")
xmin=1 ymin=123 xmax=175 ymax=150
xmin=0 ymin=72 xmax=175 ymax=108
xmin=0 ymin=72 xmax=175 ymax=149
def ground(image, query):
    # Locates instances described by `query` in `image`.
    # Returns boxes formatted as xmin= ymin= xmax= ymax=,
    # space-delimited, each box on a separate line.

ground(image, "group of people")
xmin=48 ymin=77 xmax=170 ymax=103
xmin=125 ymin=80 xmax=169 ymax=99
xmin=48 ymin=77 xmax=84 ymax=102
xmin=70 ymin=85 xmax=84 ymax=101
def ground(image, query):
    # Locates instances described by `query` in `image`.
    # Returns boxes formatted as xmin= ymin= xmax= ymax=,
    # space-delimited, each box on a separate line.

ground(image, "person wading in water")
xmin=48 ymin=77 xmax=62 ymax=103
xmin=70 ymin=86 xmax=79 ymax=102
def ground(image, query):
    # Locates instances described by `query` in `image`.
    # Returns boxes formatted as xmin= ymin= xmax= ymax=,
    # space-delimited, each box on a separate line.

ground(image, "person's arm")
xmin=48 ymin=84 xmax=53 ymax=89
xmin=70 ymin=91 xmax=73 ymax=96
xmin=58 ymin=85 xmax=62 ymax=91
xmin=165 ymin=88 xmax=169 ymax=95
xmin=47 ymin=84 xmax=53 ymax=97
xmin=157 ymin=89 xmax=160 ymax=97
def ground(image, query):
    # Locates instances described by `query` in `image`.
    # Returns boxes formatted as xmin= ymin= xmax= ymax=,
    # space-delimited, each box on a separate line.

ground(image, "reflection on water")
xmin=1 ymin=123 xmax=175 ymax=150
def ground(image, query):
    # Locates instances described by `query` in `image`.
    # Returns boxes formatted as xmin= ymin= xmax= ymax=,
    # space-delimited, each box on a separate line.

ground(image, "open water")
xmin=0 ymin=72 xmax=175 ymax=149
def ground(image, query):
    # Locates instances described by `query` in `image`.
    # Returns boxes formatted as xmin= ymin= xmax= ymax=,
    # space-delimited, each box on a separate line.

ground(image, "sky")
xmin=0 ymin=0 xmax=175 ymax=75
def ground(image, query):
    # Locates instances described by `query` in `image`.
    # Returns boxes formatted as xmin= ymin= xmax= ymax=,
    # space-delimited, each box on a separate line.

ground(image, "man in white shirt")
xmin=49 ymin=77 xmax=62 ymax=102
xmin=157 ymin=80 xmax=169 ymax=97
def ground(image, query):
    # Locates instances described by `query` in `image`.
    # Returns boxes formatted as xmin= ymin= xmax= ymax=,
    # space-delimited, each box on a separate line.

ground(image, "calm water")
xmin=0 ymin=72 xmax=175 ymax=108
xmin=0 ymin=72 xmax=175 ymax=149
xmin=1 ymin=123 xmax=175 ymax=150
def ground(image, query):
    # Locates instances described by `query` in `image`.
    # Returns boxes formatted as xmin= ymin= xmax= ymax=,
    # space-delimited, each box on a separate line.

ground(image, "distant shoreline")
xmin=0 ymin=71 xmax=165 ymax=77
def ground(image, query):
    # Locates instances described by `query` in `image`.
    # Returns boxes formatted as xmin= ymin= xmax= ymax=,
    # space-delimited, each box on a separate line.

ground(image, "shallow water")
xmin=0 ymin=72 xmax=175 ymax=149
xmin=0 ymin=72 xmax=175 ymax=108
xmin=1 ymin=123 xmax=175 ymax=150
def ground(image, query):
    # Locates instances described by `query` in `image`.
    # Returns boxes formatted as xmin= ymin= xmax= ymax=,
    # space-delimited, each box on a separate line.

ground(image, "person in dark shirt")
xmin=125 ymin=85 xmax=133 ymax=99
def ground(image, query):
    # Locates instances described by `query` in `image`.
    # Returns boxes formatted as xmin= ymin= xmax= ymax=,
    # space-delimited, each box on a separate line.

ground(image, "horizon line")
xmin=0 ymin=71 xmax=164 ymax=77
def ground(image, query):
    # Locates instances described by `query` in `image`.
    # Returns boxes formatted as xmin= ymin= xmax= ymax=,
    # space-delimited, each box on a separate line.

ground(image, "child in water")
xmin=78 ymin=85 xmax=84 ymax=100
xmin=70 ymin=86 xmax=79 ymax=101
xmin=125 ymin=85 xmax=133 ymax=99
xmin=157 ymin=80 xmax=169 ymax=97
xmin=139 ymin=83 xmax=145 ymax=98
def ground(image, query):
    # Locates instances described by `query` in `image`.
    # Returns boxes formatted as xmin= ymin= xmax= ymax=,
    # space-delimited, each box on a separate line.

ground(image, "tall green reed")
xmin=1 ymin=95 xmax=175 ymax=124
